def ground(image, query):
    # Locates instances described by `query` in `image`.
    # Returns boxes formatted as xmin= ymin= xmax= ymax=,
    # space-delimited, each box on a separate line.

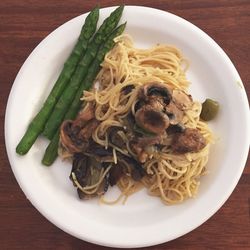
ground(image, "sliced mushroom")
xmin=108 ymin=153 xmax=146 ymax=185
xmin=60 ymin=121 xmax=88 ymax=153
xmin=147 ymin=84 xmax=172 ymax=105
xmin=165 ymin=102 xmax=184 ymax=125
xmin=85 ymin=141 xmax=114 ymax=162
xmin=70 ymin=153 xmax=108 ymax=200
xmin=172 ymin=89 xmax=193 ymax=110
xmin=147 ymin=96 xmax=166 ymax=112
xmin=109 ymin=162 xmax=126 ymax=186
xmin=60 ymin=119 xmax=99 ymax=154
xmin=60 ymin=103 xmax=99 ymax=154
xmin=135 ymin=105 xmax=170 ymax=134
xmin=70 ymin=153 xmax=89 ymax=186
xmin=118 ymin=154 xmax=146 ymax=181
xmin=172 ymin=128 xmax=206 ymax=153
xmin=134 ymin=100 xmax=146 ymax=113
xmin=109 ymin=165 xmax=124 ymax=186
xmin=139 ymin=83 xmax=172 ymax=105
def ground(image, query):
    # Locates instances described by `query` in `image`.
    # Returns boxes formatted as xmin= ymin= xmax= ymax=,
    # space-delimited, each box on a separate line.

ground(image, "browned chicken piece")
xmin=172 ymin=128 xmax=206 ymax=153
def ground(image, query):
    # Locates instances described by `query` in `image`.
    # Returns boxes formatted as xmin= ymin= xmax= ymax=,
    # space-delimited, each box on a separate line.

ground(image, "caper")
xmin=200 ymin=98 xmax=219 ymax=121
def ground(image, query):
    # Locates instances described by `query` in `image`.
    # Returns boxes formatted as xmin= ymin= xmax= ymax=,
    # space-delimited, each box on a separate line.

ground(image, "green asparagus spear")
xmin=43 ymin=6 xmax=124 ymax=140
xmin=16 ymin=7 xmax=99 ymax=155
xmin=42 ymin=131 xmax=60 ymax=166
xmin=42 ymin=23 xmax=126 ymax=166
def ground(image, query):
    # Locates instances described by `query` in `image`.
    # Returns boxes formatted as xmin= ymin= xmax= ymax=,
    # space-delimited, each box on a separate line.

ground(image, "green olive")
xmin=200 ymin=98 xmax=219 ymax=121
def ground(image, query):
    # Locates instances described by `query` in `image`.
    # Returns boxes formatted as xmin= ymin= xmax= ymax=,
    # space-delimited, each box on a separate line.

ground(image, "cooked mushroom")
xmin=147 ymin=84 xmax=172 ymax=105
xmin=60 ymin=103 xmax=99 ymax=154
xmin=118 ymin=154 xmax=146 ymax=181
xmin=60 ymin=119 xmax=99 ymax=154
xmin=70 ymin=153 xmax=108 ymax=200
xmin=109 ymin=164 xmax=124 ymax=186
xmin=70 ymin=153 xmax=89 ymax=186
xmin=172 ymin=128 xmax=206 ymax=153
xmin=108 ymin=153 xmax=146 ymax=185
xmin=139 ymin=83 xmax=172 ymax=105
xmin=60 ymin=121 xmax=87 ymax=153
xmin=147 ymin=96 xmax=166 ymax=112
xmin=135 ymin=105 xmax=170 ymax=134
xmin=85 ymin=141 xmax=114 ymax=162
xmin=165 ymin=102 xmax=184 ymax=125
xmin=172 ymin=89 xmax=193 ymax=110
xmin=134 ymin=100 xmax=146 ymax=113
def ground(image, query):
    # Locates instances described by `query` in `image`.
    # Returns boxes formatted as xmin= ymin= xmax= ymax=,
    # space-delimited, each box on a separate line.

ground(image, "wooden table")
xmin=1 ymin=0 xmax=249 ymax=249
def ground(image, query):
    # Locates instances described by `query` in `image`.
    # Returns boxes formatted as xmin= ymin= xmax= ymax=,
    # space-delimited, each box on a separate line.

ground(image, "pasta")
xmin=60 ymin=35 xmax=213 ymax=205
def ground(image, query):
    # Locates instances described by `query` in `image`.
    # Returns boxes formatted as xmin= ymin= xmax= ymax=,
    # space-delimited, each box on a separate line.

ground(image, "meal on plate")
xmin=16 ymin=6 xmax=219 ymax=205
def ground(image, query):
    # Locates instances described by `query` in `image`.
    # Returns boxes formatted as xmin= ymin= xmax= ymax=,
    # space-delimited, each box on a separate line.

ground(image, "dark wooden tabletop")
xmin=1 ymin=0 xmax=249 ymax=249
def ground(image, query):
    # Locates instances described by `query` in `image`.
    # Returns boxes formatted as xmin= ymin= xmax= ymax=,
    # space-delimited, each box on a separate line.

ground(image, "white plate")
xmin=5 ymin=6 xmax=250 ymax=248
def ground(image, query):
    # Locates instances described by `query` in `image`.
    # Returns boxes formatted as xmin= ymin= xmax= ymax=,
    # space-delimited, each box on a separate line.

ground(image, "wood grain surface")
xmin=0 ymin=0 xmax=249 ymax=249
